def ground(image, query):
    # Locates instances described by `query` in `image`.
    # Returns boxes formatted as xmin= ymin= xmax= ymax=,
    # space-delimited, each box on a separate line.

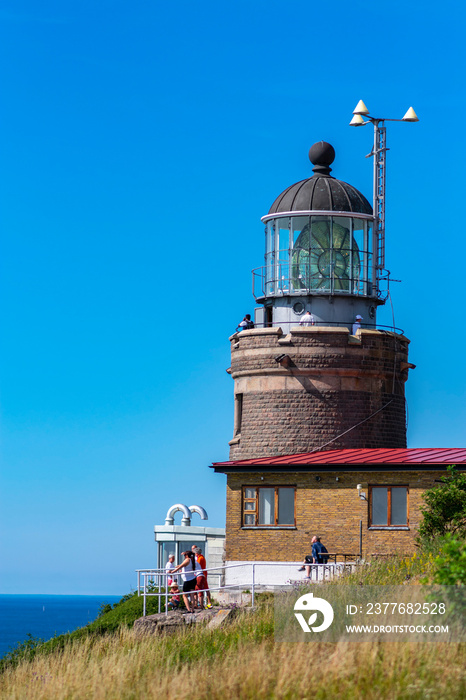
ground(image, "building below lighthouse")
xmin=210 ymin=141 xmax=466 ymax=579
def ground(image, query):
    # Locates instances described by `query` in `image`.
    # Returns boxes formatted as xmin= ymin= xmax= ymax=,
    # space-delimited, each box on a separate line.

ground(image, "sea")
xmin=0 ymin=594 xmax=123 ymax=659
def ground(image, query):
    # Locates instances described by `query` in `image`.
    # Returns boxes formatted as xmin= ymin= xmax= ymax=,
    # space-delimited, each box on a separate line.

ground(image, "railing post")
xmin=251 ymin=563 xmax=255 ymax=607
xmin=143 ymin=574 xmax=147 ymax=617
xmin=165 ymin=572 xmax=169 ymax=616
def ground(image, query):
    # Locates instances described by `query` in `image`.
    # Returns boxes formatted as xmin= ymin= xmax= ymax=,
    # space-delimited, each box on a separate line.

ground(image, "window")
xmin=242 ymin=486 xmax=295 ymax=527
xmin=369 ymin=486 xmax=408 ymax=527
xmin=234 ymin=394 xmax=243 ymax=436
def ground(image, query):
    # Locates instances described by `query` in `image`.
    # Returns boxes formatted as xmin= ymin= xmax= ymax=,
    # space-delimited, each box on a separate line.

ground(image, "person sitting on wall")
xmin=297 ymin=554 xmax=314 ymax=578
xmin=298 ymin=536 xmax=329 ymax=578
xmin=167 ymin=583 xmax=181 ymax=610
xmin=312 ymin=536 xmax=329 ymax=564
xmin=236 ymin=314 xmax=254 ymax=332
xmin=170 ymin=551 xmax=202 ymax=613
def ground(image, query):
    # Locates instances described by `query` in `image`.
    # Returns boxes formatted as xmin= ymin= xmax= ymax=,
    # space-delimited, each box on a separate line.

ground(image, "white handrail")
xmin=136 ymin=561 xmax=357 ymax=616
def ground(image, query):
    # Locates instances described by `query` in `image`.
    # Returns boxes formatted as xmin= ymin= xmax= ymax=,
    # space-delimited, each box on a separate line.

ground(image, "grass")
xmin=0 ymin=602 xmax=464 ymax=699
xmin=331 ymin=548 xmax=438 ymax=586
xmin=1 ymin=553 xmax=464 ymax=699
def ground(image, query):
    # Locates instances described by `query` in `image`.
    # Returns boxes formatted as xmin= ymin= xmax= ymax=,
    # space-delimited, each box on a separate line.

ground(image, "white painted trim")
xmin=261 ymin=211 xmax=374 ymax=223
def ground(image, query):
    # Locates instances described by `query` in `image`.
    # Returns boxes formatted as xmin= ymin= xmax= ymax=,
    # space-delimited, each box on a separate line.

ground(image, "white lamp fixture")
xmin=402 ymin=106 xmax=419 ymax=122
xmin=349 ymin=114 xmax=366 ymax=126
xmin=353 ymin=99 xmax=370 ymax=115
xmin=356 ymin=483 xmax=367 ymax=501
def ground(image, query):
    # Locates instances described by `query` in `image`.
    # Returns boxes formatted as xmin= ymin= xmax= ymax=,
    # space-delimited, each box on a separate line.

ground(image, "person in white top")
xmin=165 ymin=555 xmax=176 ymax=585
xmin=300 ymin=311 xmax=315 ymax=326
xmin=236 ymin=314 xmax=254 ymax=332
xmin=170 ymin=551 xmax=202 ymax=613
xmin=352 ymin=314 xmax=363 ymax=335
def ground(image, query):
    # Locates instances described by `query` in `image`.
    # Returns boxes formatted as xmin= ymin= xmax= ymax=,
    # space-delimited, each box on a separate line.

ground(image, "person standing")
xmin=192 ymin=545 xmax=212 ymax=609
xmin=352 ymin=314 xmax=363 ymax=335
xmin=165 ymin=554 xmax=176 ymax=585
xmin=170 ymin=551 xmax=201 ymax=613
xmin=299 ymin=310 xmax=315 ymax=326
xmin=236 ymin=314 xmax=254 ymax=332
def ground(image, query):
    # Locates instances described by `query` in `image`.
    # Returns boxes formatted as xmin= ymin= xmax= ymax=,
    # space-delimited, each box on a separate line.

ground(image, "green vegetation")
xmin=0 ymin=589 xmax=464 ymax=699
xmin=418 ymin=465 xmax=466 ymax=540
xmin=332 ymin=548 xmax=437 ymax=586
xmin=431 ymin=533 xmax=466 ymax=586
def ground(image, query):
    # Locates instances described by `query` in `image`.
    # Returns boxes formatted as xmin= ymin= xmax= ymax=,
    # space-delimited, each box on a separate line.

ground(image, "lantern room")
xmin=253 ymin=142 xmax=381 ymax=331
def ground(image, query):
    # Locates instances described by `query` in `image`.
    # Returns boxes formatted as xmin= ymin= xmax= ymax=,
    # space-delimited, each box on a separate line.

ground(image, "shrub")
xmin=431 ymin=534 xmax=466 ymax=586
xmin=417 ymin=465 xmax=466 ymax=541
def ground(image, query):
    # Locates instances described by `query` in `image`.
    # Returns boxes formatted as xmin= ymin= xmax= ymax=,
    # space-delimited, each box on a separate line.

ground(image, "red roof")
xmin=212 ymin=448 xmax=466 ymax=468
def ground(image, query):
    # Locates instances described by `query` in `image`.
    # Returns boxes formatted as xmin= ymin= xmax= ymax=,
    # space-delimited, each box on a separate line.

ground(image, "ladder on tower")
xmin=373 ymin=123 xmax=388 ymax=277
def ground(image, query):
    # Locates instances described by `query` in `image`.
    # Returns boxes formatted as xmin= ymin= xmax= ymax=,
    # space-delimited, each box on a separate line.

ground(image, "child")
xmin=168 ymin=583 xmax=180 ymax=610
xmin=165 ymin=554 xmax=176 ymax=585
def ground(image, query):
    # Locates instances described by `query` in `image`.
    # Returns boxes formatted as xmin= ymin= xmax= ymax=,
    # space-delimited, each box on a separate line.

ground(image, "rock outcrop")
xmin=133 ymin=608 xmax=234 ymax=636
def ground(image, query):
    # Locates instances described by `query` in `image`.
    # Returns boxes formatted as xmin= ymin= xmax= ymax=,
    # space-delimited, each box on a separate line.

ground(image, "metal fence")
xmin=234 ymin=319 xmax=405 ymax=335
xmin=136 ymin=561 xmax=358 ymax=616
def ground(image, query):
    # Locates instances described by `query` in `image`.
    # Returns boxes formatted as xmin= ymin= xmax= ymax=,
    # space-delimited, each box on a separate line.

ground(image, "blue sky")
xmin=0 ymin=0 xmax=465 ymax=594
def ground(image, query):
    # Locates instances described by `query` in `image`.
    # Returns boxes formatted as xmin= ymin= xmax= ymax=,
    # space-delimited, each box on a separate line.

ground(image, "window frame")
xmin=242 ymin=486 xmax=296 ymax=527
xmin=369 ymin=485 xmax=409 ymax=528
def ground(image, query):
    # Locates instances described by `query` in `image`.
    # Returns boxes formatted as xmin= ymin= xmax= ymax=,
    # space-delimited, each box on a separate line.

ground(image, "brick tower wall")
xmin=228 ymin=326 xmax=411 ymax=460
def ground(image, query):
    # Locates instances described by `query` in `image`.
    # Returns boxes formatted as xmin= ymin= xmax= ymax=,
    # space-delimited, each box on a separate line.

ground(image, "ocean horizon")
xmin=0 ymin=594 xmax=123 ymax=658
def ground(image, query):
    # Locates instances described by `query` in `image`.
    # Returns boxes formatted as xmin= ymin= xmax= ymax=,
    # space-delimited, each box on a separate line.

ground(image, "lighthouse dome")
xmin=268 ymin=141 xmax=372 ymax=215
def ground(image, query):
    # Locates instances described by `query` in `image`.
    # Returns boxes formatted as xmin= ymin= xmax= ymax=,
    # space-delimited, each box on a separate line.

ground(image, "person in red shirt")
xmin=192 ymin=545 xmax=212 ymax=609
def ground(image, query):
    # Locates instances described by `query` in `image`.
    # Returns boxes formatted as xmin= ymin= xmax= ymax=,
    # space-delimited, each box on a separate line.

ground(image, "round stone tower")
xmin=228 ymin=142 xmax=414 ymax=460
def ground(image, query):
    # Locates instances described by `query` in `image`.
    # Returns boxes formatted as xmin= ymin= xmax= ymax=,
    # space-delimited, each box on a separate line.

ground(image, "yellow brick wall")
xmin=225 ymin=470 xmax=446 ymax=560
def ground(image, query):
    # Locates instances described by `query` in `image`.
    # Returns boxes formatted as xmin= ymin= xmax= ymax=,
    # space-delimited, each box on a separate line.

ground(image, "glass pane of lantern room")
xmin=258 ymin=488 xmax=275 ymax=525
xmin=391 ymin=488 xmax=407 ymax=525
xmin=331 ymin=217 xmax=352 ymax=293
xmin=292 ymin=216 xmax=309 ymax=245
xmin=277 ymin=219 xmax=290 ymax=293
xmin=291 ymin=217 xmax=310 ymax=291
xmin=372 ymin=488 xmax=388 ymax=525
xmin=352 ymin=219 xmax=364 ymax=295
xmin=366 ymin=252 xmax=373 ymax=296
xmin=277 ymin=488 xmax=294 ymax=525
xmin=310 ymin=216 xmax=331 ymax=291
xmin=265 ymin=222 xmax=274 ymax=296
xmin=266 ymin=221 xmax=274 ymax=255
xmin=278 ymin=219 xmax=290 ymax=253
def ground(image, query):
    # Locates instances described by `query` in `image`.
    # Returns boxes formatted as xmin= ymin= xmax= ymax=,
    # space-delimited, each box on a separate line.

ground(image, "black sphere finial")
xmin=309 ymin=141 xmax=335 ymax=176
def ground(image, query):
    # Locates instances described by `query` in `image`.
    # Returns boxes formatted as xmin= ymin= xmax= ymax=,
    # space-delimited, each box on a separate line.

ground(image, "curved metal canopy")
xmin=268 ymin=142 xmax=372 ymax=216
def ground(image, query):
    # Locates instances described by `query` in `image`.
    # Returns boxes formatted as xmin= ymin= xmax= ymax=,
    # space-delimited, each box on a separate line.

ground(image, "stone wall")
xmin=228 ymin=327 xmax=412 ymax=460
xmin=225 ymin=469 xmax=442 ymax=560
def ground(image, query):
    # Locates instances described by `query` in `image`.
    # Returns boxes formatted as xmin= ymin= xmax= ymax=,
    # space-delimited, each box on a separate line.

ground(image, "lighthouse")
xmin=254 ymin=141 xmax=377 ymax=329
